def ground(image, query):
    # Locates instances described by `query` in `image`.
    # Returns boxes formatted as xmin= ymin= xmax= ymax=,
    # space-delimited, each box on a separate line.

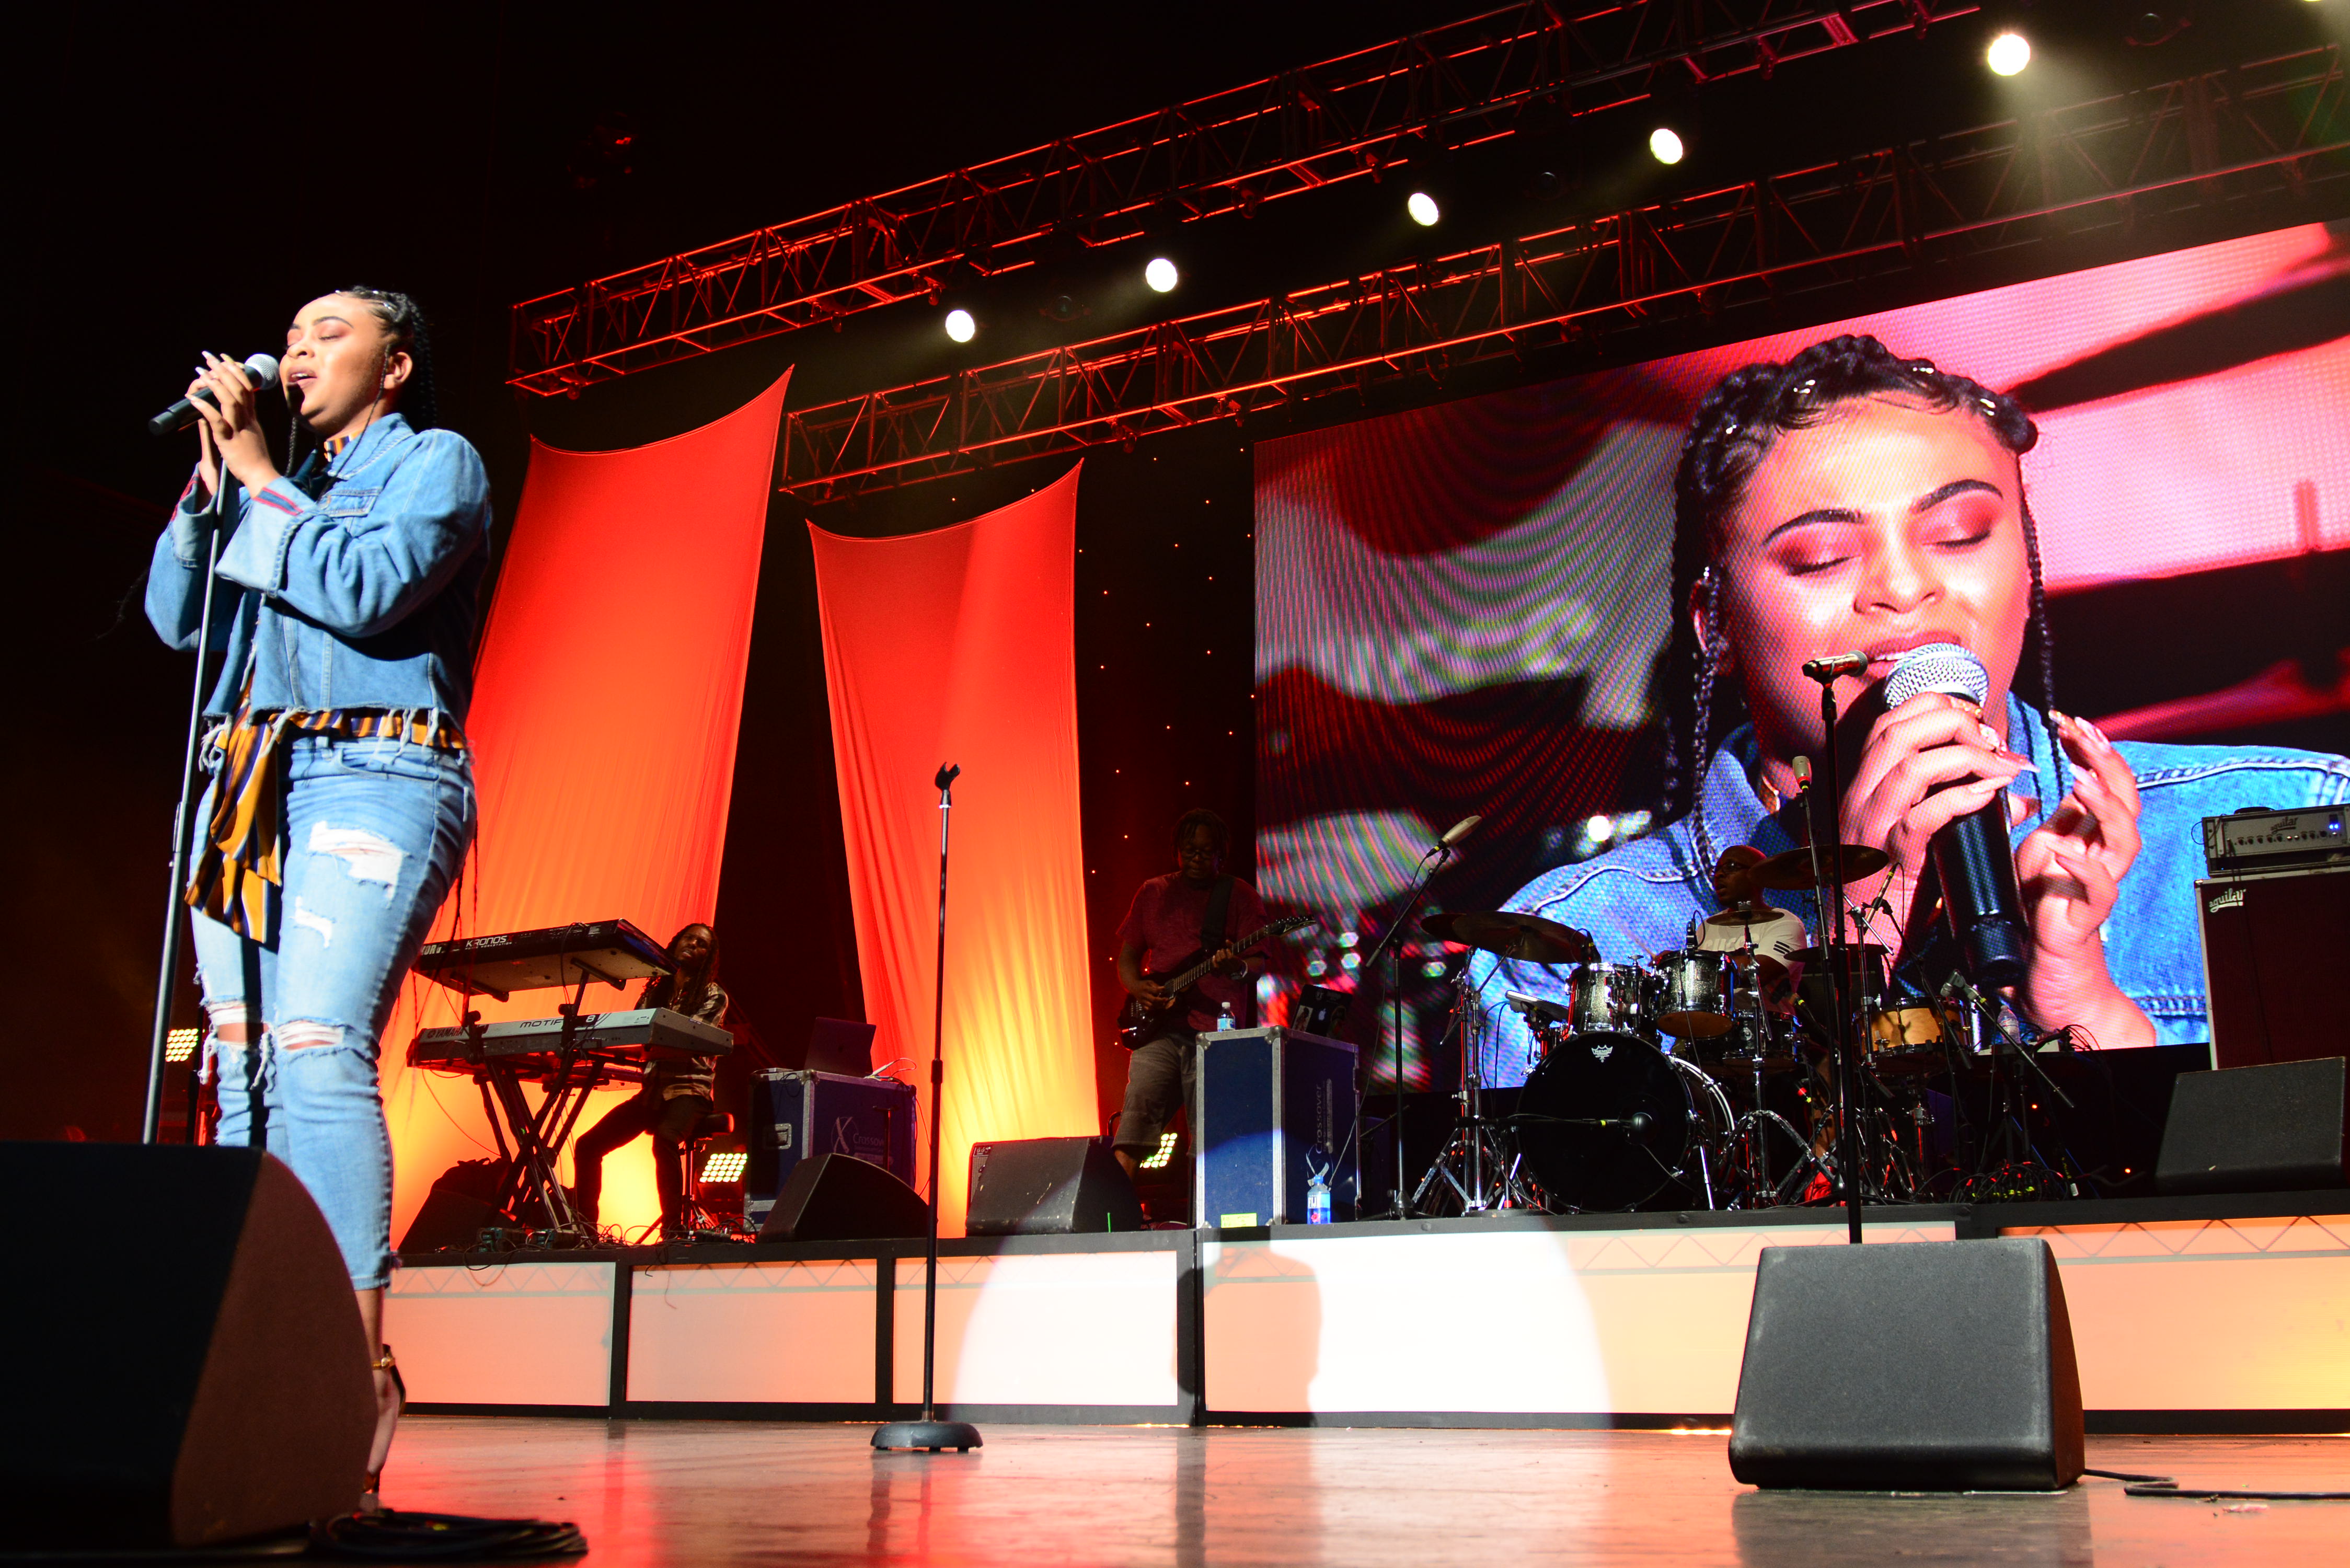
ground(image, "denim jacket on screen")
xmin=1468 ymin=695 xmax=2350 ymax=1086
xmin=145 ymin=412 xmax=492 ymax=721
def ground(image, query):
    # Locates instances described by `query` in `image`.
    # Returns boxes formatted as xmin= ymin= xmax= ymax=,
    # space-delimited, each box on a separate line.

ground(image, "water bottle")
xmin=1215 ymin=1001 xmax=1235 ymax=1034
xmin=1305 ymin=1146 xmax=1333 ymax=1225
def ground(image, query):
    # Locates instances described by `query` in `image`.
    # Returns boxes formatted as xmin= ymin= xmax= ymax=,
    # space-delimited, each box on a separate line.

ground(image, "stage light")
xmin=1145 ymin=256 xmax=1179 ymax=293
xmin=1987 ymin=31 xmax=2031 ymax=75
xmin=1649 ymin=127 xmax=1685 ymax=165
xmin=164 ymin=1027 xmax=200 ymax=1065
xmin=698 ymin=1148 xmax=747 ymax=1183
xmin=944 ymin=307 xmax=976 ymax=343
xmin=1406 ymin=190 xmax=1441 ymax=226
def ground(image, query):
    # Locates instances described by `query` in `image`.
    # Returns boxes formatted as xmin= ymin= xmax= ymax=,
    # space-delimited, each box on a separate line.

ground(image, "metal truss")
xmin=509 ymin=1 xmax=1982 ymax=396
xmin=777 ymin=46 xmax=2347 ymax=500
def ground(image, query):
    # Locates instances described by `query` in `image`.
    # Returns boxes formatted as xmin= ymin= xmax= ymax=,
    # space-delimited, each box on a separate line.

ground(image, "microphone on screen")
xmin=148 ymin=353 xmax=281 ymax=439
xmin=1885 ymin=642 xmax=2029 ymax=989
xmin=1802 ymin=650 xmax=1870 ymax=681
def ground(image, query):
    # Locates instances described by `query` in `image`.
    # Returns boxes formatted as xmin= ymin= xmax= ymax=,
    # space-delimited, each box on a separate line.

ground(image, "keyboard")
xmin=406 ymin=1007 xmax=734 ymax=1067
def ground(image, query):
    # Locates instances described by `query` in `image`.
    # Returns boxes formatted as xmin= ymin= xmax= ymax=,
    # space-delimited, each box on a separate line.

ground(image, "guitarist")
xmin=1111 ymin=808 xmax=1266 ymax=1183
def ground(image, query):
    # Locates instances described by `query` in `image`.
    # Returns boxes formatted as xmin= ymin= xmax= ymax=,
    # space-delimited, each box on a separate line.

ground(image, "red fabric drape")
xmin=810 ymin=467 xmax=1098 ymax=1236
xmin=382 ymin=372 xmax=788 ymax=1241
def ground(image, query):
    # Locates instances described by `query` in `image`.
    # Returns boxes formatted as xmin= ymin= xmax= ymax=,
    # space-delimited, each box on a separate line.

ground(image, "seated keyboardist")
xmin=572 ymin=923 xmax=729 ymax=1239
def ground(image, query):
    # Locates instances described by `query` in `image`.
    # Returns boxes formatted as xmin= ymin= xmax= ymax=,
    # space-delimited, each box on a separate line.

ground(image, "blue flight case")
xmin=1195 ymin=1026 xmax=1358 ymax=1227
xmin=744 ymin=1068 xmax=918 ymax=1230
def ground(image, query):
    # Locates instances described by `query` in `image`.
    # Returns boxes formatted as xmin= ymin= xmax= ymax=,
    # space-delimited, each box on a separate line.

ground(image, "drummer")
xmin=1696 ymin=846 xmax=1806 ymax=1009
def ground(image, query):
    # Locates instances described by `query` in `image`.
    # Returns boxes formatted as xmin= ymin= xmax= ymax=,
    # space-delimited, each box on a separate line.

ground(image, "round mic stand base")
xmin=873 ymin=1419 xmax=984 ymax=1453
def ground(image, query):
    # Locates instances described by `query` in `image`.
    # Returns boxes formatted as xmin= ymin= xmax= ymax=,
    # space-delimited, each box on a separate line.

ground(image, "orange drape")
xmin=810 ymin=467 xmax=1099 ymax=1236
xmin=381 ymin=372 xmax=788 ymax=1242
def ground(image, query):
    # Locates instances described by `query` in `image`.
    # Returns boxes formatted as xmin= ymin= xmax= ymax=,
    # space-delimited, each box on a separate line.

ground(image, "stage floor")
xmin=377 ymin=1417 xmax=2346 ymax=1565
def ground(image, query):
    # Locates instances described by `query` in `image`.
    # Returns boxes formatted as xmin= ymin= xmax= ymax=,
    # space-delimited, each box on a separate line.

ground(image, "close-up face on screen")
xmin=1254 ymin=222 xmax=2350 ymax=1087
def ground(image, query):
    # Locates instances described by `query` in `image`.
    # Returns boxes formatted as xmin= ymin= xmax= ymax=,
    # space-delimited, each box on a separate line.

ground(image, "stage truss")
xmin=775 ymin=45 xmax=2346 ymax=499
xmin=509 ymin=1 xmax=1985 ymax=398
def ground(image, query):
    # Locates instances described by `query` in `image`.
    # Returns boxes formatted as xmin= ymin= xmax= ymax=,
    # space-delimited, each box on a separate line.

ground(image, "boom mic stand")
xmin=1356 ymin=831 xmax=1461 ymax=1222
xmin=1799 ymin=666 xmax=1867 ymax=1246
xmin=874 ymin=763 xmax=982 ymax=1454
xmin=142 ymin=476 xmax=238 ymax=1145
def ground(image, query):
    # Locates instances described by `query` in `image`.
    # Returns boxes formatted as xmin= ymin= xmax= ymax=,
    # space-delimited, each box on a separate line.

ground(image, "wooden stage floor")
xmin=376 ymin=1416 xmax=2347 ymax=1565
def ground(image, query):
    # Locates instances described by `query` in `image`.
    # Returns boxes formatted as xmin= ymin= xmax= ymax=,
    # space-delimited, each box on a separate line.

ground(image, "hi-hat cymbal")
xmin=1750 ymin=843 xmax=1890 ymax=890
xmin=1424 ymin=909 xmax=1599 ymax=965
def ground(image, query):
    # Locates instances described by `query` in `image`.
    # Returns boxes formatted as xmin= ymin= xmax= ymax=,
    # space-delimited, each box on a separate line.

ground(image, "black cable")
xmin=2082 ymin=1466 xmax=2350 ymax=1501
xmin=312 ymin=1509 xmax=588 ymax=1559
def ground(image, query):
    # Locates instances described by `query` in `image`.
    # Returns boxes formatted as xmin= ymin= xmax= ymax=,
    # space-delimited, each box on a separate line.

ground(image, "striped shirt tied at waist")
xmin=188 ymin=702 xmax=465 ymax=944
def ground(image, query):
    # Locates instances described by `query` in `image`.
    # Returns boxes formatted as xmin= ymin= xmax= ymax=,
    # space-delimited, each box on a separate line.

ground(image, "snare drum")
xmin=1566 ymin=962 xmax=1658 ymax=1039
xmin=1653 ymin=950 xmax=1736 ymax=1039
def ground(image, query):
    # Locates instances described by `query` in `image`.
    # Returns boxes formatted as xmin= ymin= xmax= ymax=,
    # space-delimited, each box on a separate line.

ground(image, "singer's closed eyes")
xmin=1467 ymin=332 xmax=2350 ymax=1089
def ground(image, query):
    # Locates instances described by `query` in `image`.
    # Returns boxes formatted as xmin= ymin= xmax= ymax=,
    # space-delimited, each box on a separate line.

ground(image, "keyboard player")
xmin=572 ymin=923 xmax=729 ymax=1238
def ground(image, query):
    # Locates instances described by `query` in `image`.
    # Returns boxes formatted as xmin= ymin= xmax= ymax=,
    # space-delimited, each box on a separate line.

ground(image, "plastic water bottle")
xmin=1305 ymin=1146 xmax=1333 ymax=1225
xmin=1215 ymin=1001 xmax=1235 ymax=1034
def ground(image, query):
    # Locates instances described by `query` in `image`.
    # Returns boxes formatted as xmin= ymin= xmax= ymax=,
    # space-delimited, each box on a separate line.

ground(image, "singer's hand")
xmin=1838 ymin=691 xmax=2034 ymax=926
xmin=187 ymin=352 xmax=281 ymax=495
xmin=2013 ymin=711 xmax=2154 ymax=1051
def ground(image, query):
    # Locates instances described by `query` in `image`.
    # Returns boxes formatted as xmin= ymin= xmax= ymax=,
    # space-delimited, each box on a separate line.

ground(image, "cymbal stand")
xmin=1798 ymin=664 xmax=1868 ymax=1243
xmin=1412 ymin=965 xmax=1534 ymax=1214
xmin=1723 ymin=937 xmax=1811 ymax=1207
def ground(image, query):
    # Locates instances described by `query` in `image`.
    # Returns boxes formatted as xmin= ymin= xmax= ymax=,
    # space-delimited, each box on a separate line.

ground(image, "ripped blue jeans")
xmin=192 ymin=731 xmax=476 ymax=1289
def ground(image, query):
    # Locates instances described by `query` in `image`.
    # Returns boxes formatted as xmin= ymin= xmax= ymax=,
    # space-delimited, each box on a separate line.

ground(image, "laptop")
xmin=804 ymin=1017 xmax=879 ymax=1077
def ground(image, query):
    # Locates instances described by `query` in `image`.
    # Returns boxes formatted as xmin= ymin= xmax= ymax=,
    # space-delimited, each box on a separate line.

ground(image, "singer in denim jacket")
xmin=1471 ymin=335 xmax=2350 ymax=1086
xmin=144 ymin=289 xmax=488 ymax=1509
xmin=1470 ymin=702 xmax=2350 ymax=1086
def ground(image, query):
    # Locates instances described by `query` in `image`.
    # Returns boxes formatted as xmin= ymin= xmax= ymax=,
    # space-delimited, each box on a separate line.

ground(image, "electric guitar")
xmin=1117 ymin=914 xmax=1318 ymax=1048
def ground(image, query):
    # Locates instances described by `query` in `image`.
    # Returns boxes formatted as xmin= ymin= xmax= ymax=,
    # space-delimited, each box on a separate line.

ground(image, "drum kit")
xmin=1413 ymin=840 xmax=1976 ymax=1215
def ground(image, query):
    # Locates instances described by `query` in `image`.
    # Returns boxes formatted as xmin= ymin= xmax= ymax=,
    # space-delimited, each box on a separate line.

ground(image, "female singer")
xmin=146 ymin=287 xmax=490 ymax=1509
xmin=1473 ymin=334 xmax=2350 ymax=1083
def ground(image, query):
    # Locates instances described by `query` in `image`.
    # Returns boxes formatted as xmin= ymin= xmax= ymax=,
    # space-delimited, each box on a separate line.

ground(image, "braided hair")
xmin=1656 ymin=333 xmax=2065 ymax=882
xmin=646 ymin=923 xmax=723 ymax=1022
xmin=285 ymin=285 xmax=442 ymax=481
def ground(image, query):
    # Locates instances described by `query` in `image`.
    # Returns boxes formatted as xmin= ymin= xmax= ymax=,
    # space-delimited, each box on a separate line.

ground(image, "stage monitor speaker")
xmin=2156 ymin=1056 xmax=2349 ymax=1195
xmin=965 ymin=1136 xmax=1141 ymax=1236
xmin=0 ymin=1143 xmax=374 ymax=1549
xmin=754 ymin=1152 xmax=929 ymax=1243
xmin=1729 ymin=1238 xmax=2083 ymax=1491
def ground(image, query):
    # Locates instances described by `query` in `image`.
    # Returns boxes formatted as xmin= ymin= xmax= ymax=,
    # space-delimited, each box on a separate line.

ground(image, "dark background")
xmin=18 ymin=2 xmax=2347 ymax=1145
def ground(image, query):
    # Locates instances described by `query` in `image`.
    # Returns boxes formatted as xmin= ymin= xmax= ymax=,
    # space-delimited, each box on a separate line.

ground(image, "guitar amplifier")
xmin=1196 ymin=1027 xmax=1357 ymax=1227
xmin=2197 ymin=864 xmax=2350 ymax=1071
xmin=745 ymin=1069 xmax=917 ymax=1230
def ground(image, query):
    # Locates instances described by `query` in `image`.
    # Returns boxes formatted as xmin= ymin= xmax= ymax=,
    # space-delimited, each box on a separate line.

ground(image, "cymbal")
xmin=1750 ymin=843 xmax=1890 ymax=890
xmin=1424 ymin=909 xmax=1599 ymax=965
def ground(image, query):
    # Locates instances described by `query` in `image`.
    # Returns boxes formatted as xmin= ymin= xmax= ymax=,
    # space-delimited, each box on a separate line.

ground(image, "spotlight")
xmin=1406 ymin=190 xmax=1441 ymax=226
xmin=1648 ymin=127 xmax=1685 ymax=166
xmin=1144 ymin=256 xmax=1179 ymax=293
xmin=1986 ymin=31 xmax=2031 ymax=75
xmin=943 ymin=307 xmax=976 ymax=343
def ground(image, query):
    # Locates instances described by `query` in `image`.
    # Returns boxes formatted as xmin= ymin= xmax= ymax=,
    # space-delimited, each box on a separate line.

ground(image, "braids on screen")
xmin=285 ymin=285 xmax=442 ymax=480
xmin=1656 ymin=333 xmax=2065 ymax=860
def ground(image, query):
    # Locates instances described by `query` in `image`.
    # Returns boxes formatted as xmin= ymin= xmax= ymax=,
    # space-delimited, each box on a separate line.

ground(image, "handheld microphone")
xmin=1887 ymin=643 xmax=2026 ymax=987
xmin=1802 ymin=650 xmax=1869 ymax=681
xmin=1438 ymin=814 xmax=1483 ymax=849
xmin=148 ymin=353 xmax=281 ymax=439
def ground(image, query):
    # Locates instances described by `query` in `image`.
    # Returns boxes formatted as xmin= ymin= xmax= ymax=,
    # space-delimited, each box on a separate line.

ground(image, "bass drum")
xmin=1516 ymin=1031 xmax=1700 ymax=1211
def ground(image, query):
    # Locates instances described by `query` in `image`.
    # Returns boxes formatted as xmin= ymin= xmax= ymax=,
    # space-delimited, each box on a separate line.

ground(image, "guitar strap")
xmin=1199 ymin=875 xmax=1235 ymax=954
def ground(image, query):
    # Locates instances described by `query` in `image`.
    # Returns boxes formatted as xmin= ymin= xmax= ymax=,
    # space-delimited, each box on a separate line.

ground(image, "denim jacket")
xmin=146 ymin=412 xmax=492 ymax=721
xmin=1468 ymin=695 xmax=2350 ymax=1086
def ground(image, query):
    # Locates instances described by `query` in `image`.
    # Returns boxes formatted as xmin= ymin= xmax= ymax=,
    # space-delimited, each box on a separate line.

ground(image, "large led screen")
xmin=1254 ymin=223 xmax=2350 ymax=1090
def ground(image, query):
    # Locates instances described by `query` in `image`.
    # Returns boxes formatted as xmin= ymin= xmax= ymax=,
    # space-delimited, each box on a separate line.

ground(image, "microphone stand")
xmin=1356 ymin=835 xmax=1457 ymax=1222
xmin=1799 ymin=670 xmax=1867 ymax=1245
xmin=142 ymin=477 xmax=237 ymax=1145
xmin=874 ymin=764 xmax=982 ymax=1453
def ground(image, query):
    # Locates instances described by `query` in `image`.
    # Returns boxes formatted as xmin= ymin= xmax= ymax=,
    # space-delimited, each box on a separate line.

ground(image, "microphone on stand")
xmin=1437 ymin=814 xmax=1482 ymax=850
xmin=148 ymin=353 xmax=281 ymax=439
xmin=1886 ymin=643 xmax=2028 ymax=988
xmin=1802 ymin=650 xmax=1870 ymax=681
